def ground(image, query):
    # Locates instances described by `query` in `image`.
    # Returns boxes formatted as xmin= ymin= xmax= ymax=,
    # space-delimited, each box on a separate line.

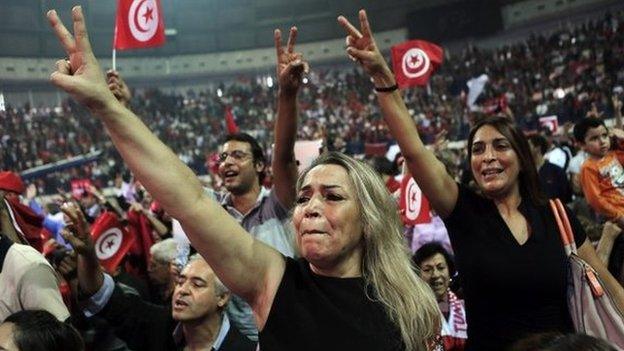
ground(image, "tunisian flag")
xmin=91 ymin=212 xmax=135 ymax=273
xmin=126 ymin=210 xmax=155 ymax=268
xmin=391 ymin=40 xmax=443 ymax=88
xmin=114 ymin=0 xmax=166 ymax=50
xmin=399 ymin=174 xmax=432 ymax=226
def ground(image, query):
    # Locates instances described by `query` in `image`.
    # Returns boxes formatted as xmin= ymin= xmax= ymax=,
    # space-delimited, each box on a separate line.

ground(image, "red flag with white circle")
xmin=391 ymin=40 xmax=443 ymax=88
xmin=114 ymin=0 xmax=166 ymax=50
xmin=399 ymin=174 xmax=432 ymax=226
xmin=91 ymin=211 xmax=135 ymax=273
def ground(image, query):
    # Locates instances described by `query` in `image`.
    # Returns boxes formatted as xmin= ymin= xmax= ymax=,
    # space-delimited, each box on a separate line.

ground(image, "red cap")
xmin=0 ymin=171 xmax=25 ymax=194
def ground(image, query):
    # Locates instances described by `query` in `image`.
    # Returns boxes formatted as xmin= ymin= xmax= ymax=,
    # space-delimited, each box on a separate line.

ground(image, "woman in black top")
xmin=338 ymin=9 xmax=624 ymax=351
xmin=46 ymin=8 xmax=441 ymax=351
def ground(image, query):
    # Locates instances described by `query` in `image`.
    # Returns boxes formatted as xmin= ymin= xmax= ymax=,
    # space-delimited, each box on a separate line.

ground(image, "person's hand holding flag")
xmin=106 ymin=70 xmax=131 ymax=107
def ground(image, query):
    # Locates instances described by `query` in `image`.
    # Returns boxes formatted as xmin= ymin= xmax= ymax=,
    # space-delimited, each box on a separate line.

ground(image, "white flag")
xmin=0 ymin=92 xmax=5 ymax=112
xmin=466 ymin=74 xmax=489 ymax=111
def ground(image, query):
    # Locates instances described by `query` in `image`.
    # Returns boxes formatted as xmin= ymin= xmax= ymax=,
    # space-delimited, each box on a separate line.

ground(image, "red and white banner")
xmin=391 ymin=40 xmax=443 ymax=88
xmin=225 ymin=106 xmax=239 ymax=134
xmin=91 ymin=212 xmax=135 ymax=273
xmin=539 ymin=115 xmax=559 ymax=134
xmin=114 ymin=0 xmax=166 ymax=50
xmin=441 ymin=291 xmax=468 ymax=350
xmin=70 ymin=179 xmax=93 ymax=199
xmin=399 ymin=174 xmax=431 ymax=226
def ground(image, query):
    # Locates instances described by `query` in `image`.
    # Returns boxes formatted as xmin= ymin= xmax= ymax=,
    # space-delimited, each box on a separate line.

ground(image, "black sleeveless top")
xmin=259 ymin=257 xmax=404 ymax=351
xmin=443 ymin=185 xmax=585 ymax=350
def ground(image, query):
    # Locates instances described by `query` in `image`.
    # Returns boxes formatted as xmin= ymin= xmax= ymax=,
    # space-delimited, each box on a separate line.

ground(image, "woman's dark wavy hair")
xmin=467 ymin=116 xmax=546 ymax=206
xmin=4 ymin=310 xmax=84 ymax=351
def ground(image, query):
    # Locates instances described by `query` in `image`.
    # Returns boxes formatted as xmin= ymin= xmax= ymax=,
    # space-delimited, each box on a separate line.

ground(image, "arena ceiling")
xmin=0 ymin=0 xmax=487 ymax=58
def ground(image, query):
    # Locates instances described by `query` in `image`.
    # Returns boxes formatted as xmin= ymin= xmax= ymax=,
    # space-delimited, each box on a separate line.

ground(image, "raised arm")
xmin=61 ymin=203 xmax=104 ymax=297
xmin=337 ymin=10 xmax=458 ymax=217
xmin=46 ymin=7 xmax=285 ymax=324
xmin=271 ymin=27 xmax=306 ymax=208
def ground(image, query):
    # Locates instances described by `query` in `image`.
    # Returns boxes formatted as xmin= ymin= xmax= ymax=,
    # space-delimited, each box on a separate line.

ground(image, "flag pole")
xmin=112 ymin=49 xmax=117 ymax=71
xmin=112 ymin=1 xmax=118 ymax=72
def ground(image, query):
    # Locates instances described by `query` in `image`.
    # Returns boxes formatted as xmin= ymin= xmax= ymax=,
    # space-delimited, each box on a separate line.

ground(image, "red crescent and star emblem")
xmin=405 ymin=177 xmax=422 ymax=221
xmin=94 ymin=227 xmax=124 ymax=260
xmin=128 ymin=0 xmax=159 ymax=42
xmin=402 ymin=48 xmax=431 ymax=79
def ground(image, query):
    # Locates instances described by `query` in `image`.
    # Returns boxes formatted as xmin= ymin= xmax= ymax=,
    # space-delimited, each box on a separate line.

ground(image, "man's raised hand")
xmin=47 ymin=6 xmax=118 ymax=114
xmin=60 ymin=202 xmax=94 ymax=256
xmin=275 ymin=26 xmax=309 ymax=94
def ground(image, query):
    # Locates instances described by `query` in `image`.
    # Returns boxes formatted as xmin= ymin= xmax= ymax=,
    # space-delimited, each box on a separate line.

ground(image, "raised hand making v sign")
xmin=45 ymin=7 xmax=443 ymax=350
xmin=271 ymin=26 xmax=307 ymax=209
xmin=338 ymin=9 xmax=624 ymax=351
xmin=47 ymin=7 xmax=118 ymax=115
xmin=337 ymin=10 xmax=395 ymax=89
xmin=45 ymin=4 xmax=296 ymax=337
xmin=274 ymin=27 xmax=309 ymax=95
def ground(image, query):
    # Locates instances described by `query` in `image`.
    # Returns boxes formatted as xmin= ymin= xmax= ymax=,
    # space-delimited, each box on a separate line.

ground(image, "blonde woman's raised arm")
xmin=337 ymin=10 xmax=458 ymax=217
xmin=46 ymin=7 xmax=285 ymax=325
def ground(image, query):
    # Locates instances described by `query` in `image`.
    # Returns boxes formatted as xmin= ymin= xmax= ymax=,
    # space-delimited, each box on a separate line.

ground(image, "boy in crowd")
xmin=574 ymin=117 xmax=624 ymax=227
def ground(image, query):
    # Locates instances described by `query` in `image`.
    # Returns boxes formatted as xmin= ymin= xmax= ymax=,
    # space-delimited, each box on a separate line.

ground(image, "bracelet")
xmin=374 ymin=83 xmax=398 ymax=93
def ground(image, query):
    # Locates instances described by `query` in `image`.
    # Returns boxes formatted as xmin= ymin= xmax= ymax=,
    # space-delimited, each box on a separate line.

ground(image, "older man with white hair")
xmin=61 ymin=205 xmax=255 ymax=351
xmin=148 ymin=238 xmax=178 ymax=304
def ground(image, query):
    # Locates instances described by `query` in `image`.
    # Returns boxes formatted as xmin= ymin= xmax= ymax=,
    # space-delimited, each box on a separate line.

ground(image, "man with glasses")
xmin=106 ymin=27 xmax=304 ymax=341
xmin=171 ymin=28 xmax=306 ymax=342
xmin=213 ymin=132 xmax=295 ymax=258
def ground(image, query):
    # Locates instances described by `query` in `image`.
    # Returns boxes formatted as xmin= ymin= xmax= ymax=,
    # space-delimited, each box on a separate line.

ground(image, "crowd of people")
xmin=2 ymin=9 xmax=623 ymax=196
xmin=1 ymin=4 xmax=624 ymax=351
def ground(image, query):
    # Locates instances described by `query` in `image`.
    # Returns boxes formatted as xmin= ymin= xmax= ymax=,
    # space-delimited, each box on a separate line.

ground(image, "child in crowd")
xmin=574 ymin=117 xmax=624 ymax=228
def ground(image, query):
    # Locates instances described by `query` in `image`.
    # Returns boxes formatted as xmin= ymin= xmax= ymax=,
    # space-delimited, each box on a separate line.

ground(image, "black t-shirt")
xmin=259 ymin=257 xmax=403 ymax=351
xmin=443 ymin=185 xmax=586 ymax=351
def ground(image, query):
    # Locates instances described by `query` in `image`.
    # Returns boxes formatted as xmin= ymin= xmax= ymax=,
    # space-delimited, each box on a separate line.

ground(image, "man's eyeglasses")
xmin=218 ymin=150 xmax=252 ymax=163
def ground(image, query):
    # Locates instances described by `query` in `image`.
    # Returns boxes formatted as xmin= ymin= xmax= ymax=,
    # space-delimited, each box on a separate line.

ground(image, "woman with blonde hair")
xmin=291 ymin=152 xmax=441 ymax=350
xmin=46 ymin=7 xmax=440 ymax=350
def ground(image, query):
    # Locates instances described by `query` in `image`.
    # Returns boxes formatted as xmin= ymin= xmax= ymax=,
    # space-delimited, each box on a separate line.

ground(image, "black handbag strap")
xmin=0 ymin=235 xmax=14 ymax=272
